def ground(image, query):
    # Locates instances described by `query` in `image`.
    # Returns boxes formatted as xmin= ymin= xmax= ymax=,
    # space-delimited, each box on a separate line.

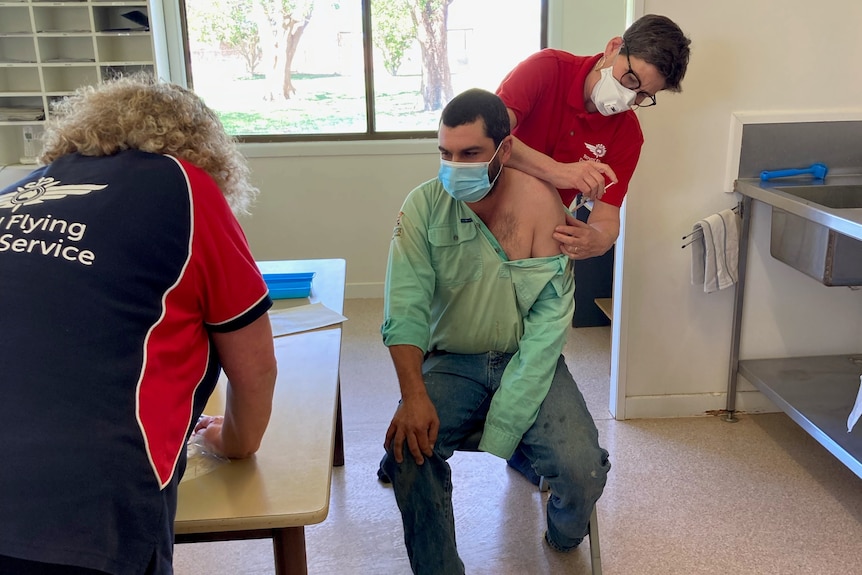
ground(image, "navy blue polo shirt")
xmin=0 ymin=150 xmax=271 ymax=574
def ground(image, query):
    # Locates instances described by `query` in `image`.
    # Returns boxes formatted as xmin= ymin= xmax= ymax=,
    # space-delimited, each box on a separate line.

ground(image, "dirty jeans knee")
xmin=545 ymin=446 xmax=610 ymax=549
xmin=383 ymin=444 xmax=466 ymax=575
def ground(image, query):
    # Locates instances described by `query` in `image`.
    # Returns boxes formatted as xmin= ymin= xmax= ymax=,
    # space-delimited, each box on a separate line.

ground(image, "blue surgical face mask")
xmin=438 ymin=142 xmax=503 ymax=202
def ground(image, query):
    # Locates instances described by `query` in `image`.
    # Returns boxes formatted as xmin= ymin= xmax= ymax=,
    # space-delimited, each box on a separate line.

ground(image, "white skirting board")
xmin=623 ymin=389 xmax=779 ymax=420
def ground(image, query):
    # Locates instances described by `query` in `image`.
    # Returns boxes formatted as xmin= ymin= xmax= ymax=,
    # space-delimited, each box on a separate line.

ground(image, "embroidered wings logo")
xmin=0 ymin=177 xmax=107 ymax=212
xmin=585 ymin=143 xmax=607 ymax=159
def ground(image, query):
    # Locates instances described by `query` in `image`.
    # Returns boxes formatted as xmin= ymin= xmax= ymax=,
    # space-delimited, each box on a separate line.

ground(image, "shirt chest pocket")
xmin=428 ymin=222 xmax=483 ymax=286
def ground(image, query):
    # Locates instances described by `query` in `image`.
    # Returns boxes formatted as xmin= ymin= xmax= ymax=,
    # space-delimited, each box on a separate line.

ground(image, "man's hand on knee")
xmin=384 ymin=396 xmax=440 ymax=464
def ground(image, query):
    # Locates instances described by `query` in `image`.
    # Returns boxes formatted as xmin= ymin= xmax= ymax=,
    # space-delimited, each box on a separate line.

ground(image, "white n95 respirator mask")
xmin=591 ymin=66 xmax=637 ymax=116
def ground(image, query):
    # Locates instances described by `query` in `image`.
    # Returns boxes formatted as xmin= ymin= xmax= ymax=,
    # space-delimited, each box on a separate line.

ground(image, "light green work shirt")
xmin=381 ymin=178 xmax=575 ymax=459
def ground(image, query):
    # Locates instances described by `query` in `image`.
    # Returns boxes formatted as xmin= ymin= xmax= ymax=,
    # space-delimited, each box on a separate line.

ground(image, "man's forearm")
xmin=587 ymin=220 xmax=618 ymax=255
xmin=388 ymin=344 xmax=428 ymax=400
xmin=506 ymin=136 xmax=561 ymax=186
xmin=587 ymin=202 xmax=621 ymax=255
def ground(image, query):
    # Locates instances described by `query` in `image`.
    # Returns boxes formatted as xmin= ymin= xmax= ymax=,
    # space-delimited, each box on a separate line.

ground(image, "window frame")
xmin=174 ymin=0 xmax=548 ymax=143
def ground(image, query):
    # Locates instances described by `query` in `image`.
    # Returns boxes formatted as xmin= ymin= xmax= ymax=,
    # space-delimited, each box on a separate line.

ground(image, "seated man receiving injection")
xmin=378 ymin=88 xmax=610 ymax=575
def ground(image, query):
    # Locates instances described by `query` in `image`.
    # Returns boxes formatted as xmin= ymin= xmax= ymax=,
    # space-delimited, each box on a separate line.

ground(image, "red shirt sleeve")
xmin=180 ymin=159 xmax=270 ymax=331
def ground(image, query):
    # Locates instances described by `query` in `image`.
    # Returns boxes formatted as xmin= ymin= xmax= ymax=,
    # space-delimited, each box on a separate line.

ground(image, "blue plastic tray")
xmin=263 ymin=272 xmax=315 ymax=299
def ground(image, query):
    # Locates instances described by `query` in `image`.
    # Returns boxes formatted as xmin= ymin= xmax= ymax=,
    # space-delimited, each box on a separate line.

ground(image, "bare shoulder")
xmin=501 ymin=168 xmax=564 ymax=258
xmin=506 ymin=168 xmax=565 ymax=224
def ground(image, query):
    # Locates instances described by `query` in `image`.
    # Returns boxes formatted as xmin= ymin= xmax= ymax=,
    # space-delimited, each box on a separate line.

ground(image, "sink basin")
xmin=768 ymin=182 xmax=862 ymax=285
xmin=734 ymin=177 xmax=862 ymax=285
xmin=774 ymin=184 xmax=862 ymax=209
xmin=771 ymin=203 xmax=862 ymax=286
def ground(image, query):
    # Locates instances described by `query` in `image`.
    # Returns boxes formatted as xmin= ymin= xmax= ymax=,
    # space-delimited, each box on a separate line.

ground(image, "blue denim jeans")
xmin=381 ymin=352 xmax=610 ymax=575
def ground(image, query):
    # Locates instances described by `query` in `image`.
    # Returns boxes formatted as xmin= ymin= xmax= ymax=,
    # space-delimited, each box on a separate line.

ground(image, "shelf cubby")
xmin=0 ymin=66 xmax=41 ymax=92
xmin=0 ymin=6 xmax=32 ymax=34
xmin=32 ymin=6 xmax=92 ymax=34
xmin=0 ymin=94 xmax=45 ymax=123
xmin=93 ymin=6 xmax=150 ymax=33
xmin=38 ymin=36 xmax=96 ymax=63
xmin=96 ymin=34 xmax=152 ymax=63
xmin=41 ymin=64 xmax=99 ymax=93
xmin=0 ymin=36 xmax=38 ymax=63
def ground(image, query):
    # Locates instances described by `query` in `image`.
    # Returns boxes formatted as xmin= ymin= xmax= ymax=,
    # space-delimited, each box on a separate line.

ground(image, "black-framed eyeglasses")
xmin=620 ymin=49 xmax=657 ymax=109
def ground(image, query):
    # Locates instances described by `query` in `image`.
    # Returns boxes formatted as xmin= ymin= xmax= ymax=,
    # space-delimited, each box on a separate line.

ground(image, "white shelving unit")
xmin=0 ymin=0 xmax=158 ymax=166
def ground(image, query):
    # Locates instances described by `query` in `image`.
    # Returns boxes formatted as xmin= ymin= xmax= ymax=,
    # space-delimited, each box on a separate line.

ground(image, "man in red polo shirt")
xmin=497 ymin=13 xmax=690 ymax=487
xmin=497 ymin=14 xmax=691 ymax=260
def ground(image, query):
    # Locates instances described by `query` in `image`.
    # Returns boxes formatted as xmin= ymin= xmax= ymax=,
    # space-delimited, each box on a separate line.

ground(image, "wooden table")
xmin=175 ymin=259 xmax=346 ymax=574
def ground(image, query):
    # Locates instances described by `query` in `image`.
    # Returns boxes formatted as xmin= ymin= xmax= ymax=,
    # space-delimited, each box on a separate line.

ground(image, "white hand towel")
xmin=691 ymin=208 xmax=740 ymax=293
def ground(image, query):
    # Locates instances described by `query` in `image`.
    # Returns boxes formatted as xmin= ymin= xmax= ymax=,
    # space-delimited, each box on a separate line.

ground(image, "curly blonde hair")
xmin=39 ymin=73 xmax=258 ymax=215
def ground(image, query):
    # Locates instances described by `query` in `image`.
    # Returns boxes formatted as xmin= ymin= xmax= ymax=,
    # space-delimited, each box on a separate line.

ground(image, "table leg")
xmin=333 ymin=377 xmax=344 ymax=467
xmin=273 ymin=526 xmax=307 ymax=575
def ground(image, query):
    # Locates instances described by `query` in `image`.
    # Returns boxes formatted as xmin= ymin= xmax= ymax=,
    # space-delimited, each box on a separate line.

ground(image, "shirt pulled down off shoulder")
xmin=479 ymin=256 xmax=574 ymax=459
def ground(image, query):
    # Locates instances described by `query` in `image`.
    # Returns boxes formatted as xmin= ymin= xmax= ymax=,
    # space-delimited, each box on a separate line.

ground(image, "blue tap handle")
xmin=760 ymin=163 xmax=828 ymax=181
xmin=761 ymin=168 xmax=806 ymax=180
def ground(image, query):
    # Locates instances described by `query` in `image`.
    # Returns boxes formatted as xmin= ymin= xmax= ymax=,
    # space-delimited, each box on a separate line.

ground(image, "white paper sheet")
xmin=268 ymin=302 xmax=347 ymax=337
xmin=847 ymin=375 xmax=862 ymax=433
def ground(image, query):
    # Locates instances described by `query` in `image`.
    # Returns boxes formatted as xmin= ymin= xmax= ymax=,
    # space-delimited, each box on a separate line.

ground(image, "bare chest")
xmin=483 ymin=209 xmax=533 ymax=260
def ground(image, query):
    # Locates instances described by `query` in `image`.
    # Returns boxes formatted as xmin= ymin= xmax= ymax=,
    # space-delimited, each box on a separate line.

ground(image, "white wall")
xmin=239 ymin=140 xmax=439 ymax=298
xmin=617 ymin=0 xmax=862 ymax=418
xmin=550 ymin=0 xmax=627 ymax=54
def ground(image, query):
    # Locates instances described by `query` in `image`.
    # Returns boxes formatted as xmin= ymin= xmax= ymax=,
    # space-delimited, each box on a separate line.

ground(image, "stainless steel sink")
xmin=770 ymin=208 xmax=862 ymax=285
xmin=769 ymin=183 xmax=862 ymax=286
xmin=773 ymin=184 xmax=862 ymax=209
xmin=734 ymin=176 xmax=862 ymax=286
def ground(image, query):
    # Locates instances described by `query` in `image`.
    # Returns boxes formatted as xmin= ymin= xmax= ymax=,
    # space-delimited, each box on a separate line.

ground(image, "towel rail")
xmin=681 ymin=202 xmax=742 ymax=248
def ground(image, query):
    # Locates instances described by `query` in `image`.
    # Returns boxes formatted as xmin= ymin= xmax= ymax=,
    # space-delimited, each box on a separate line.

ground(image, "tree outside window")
xmin=182 ymin=0 xmax=544 ymax=139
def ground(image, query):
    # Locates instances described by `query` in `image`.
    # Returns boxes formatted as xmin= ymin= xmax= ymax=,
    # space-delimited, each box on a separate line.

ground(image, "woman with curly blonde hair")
xmin=0 ymin=74 xmax=276 ymax=575
xmin=40 ymin=72 xmax=258 ymax=215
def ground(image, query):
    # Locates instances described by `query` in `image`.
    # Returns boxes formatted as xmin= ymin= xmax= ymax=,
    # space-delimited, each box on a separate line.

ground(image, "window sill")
xmin=239 ymin=138 xmax=438 ymax=159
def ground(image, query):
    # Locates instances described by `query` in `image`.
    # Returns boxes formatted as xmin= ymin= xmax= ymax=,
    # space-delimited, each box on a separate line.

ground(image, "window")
xmin=179 ymin=0 xmax=546 ymax=141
